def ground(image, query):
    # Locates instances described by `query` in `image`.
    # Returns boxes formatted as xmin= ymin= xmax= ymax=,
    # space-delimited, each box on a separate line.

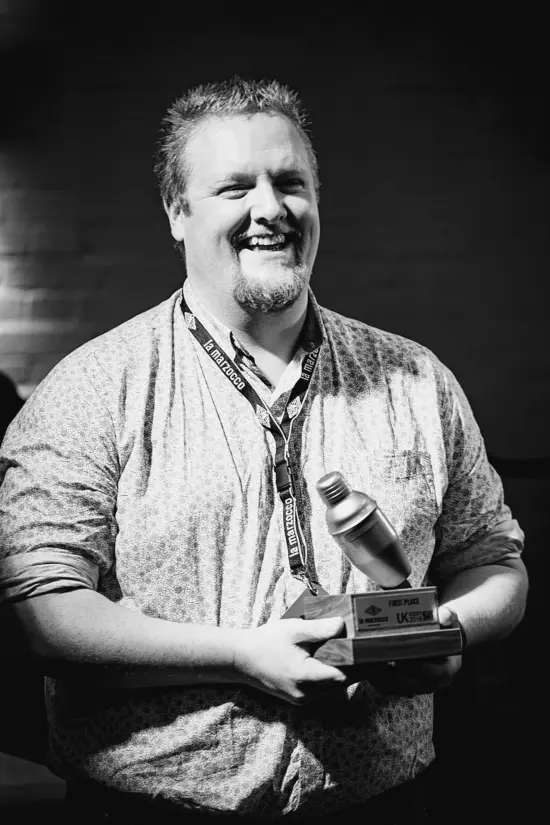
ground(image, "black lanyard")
xmin=181 ymin=293 xmax=322 ymax=593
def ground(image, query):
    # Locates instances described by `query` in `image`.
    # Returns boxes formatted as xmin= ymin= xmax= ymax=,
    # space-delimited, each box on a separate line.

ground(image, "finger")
xmin=302 ymin=655 xmax=347 ymax=684
xmin=362 ymin=659 xmax=437 ymax=696
xmin=294 ymin=616 xmax=345 ymax=643
xmin=395 ymin=658 xmax=460 ymax=691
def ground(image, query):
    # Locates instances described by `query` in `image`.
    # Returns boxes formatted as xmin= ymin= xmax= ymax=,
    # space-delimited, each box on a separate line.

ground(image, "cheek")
xmin=305 ymin=212 xmax=321 ymax=247
xmin=193 ymin=227 xmax=232 ymax=259
xmin=297 ymin=201 xmax=320 ymax=231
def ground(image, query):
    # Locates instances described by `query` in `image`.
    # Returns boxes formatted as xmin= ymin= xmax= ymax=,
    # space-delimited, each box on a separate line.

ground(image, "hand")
xmin=232 ymin=617 xmax=348 ymax=705
xmin=340 ymin=606 xmax=463 ymax=697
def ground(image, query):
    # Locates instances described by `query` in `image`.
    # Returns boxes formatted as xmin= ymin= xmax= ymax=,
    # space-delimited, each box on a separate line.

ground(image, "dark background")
xmin=1 ymin=2 xmax=547 ymax=820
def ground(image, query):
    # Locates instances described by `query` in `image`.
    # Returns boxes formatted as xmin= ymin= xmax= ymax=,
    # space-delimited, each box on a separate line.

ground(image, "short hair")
xmin=154 ymin=76 xmax=320 ymax=214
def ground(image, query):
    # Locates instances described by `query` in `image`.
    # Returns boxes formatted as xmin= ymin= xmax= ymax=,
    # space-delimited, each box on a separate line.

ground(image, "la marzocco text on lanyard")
xmin=180 ymin=296 xmax=322 ymax=594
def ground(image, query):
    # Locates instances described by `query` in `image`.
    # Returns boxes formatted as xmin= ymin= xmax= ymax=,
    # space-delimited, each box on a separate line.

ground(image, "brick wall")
xmin=1 ymin=6 xmax=548 ymax=459
xmin=0 ymin=5 xmax=546 ymax=814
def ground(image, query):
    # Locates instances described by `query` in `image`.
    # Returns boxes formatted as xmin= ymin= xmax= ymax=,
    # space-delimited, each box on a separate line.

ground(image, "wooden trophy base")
xmin=303 ymin=587 xmax=463 ymax=665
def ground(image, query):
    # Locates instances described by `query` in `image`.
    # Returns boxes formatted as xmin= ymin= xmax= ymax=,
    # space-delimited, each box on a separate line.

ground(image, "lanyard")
xmin=180 ymin=293 xmax=322 ymax=594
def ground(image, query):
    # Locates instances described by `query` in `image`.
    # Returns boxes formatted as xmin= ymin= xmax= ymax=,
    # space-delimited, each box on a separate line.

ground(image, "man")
xmin=0 ymin=77 xmax=527 ymax=823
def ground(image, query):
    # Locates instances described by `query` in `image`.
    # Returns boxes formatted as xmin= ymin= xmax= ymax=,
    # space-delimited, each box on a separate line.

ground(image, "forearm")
xmin=4 ymin=588 xmax=245 ymax=689
xmin=439 ymin=558 xmax=528 ymax=648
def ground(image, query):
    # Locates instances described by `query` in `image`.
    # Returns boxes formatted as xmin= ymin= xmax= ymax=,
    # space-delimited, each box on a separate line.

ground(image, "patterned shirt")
xmin=0 ymin=281 xmax=524 ymax=819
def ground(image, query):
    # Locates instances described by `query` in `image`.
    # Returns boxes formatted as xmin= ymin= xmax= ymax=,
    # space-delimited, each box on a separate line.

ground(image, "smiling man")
xmin=0 ymin=77 xmax=527 ymax=823
xmin=161 ymin=100 xmax=322 ymax=386
xmin=168 ymin=113 xmax=319 ymax=314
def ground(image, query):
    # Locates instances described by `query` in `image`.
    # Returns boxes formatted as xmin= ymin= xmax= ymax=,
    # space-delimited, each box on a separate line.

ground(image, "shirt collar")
xmin=181 ymin=278 xmax=324 ymax=360
xmin=182 ymin=278 xmax=237 ymax=356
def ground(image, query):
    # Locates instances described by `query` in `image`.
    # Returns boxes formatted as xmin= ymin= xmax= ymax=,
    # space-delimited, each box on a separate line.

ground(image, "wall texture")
xmin=0 ymin=3 xmax=547 ymax=818
xmin=1 ymin=4 xmax=548 ymax=458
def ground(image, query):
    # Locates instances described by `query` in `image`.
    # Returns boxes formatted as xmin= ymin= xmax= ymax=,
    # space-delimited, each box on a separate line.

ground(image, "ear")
xmin=163 ymin=199 xmax=186 ymax=242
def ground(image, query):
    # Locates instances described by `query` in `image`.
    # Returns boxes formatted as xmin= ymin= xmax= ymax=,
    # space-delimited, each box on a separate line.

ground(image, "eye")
xmin=279 ymin=178 xmax=306 ymax=192
xmin=220 ymin=184 xmax=249 ymax=198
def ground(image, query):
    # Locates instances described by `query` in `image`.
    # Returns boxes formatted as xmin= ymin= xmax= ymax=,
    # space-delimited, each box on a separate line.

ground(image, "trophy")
xmin=303 ymin=471 xmax=463 ymax=666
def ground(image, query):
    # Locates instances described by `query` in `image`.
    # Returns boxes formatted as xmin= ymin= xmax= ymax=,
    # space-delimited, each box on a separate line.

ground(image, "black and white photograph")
xmin=0 ymin=3 xmax=546 ymax=822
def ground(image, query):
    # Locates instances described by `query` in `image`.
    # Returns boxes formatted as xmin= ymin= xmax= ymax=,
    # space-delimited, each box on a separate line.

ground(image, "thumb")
xmin=296 ymin=616 xmax=345 ymax=643
xmin=438 ymin=605 xmax=455 ymax=626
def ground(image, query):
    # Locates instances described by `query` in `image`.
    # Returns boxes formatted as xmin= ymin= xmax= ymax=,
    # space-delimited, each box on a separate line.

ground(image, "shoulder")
xmin=36 ymin=289 xmax=182 ymax=390
xmin=14 ymin=290 xmax=183 ymax=426
xmin=318 ymin=303 xmax=447 ymax=382
xmin=67 ymin=289 xmax=181 ymax=366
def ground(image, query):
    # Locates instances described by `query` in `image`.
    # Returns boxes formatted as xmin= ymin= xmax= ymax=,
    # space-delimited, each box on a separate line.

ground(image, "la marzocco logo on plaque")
xmin=364 ymin=605 xmax=382 ymax=616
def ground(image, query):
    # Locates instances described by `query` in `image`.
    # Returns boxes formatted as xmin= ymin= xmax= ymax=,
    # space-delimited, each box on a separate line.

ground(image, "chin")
xmin=233 ymin=264 xmax=309 ymax=314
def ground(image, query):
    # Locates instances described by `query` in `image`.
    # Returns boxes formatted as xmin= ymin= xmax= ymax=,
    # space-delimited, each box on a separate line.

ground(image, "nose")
xmin=249 ymin=180 xmax=286 ymax=224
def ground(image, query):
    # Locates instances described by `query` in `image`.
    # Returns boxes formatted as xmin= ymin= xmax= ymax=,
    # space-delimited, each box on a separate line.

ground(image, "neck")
xmin=189 ymin=280 xmax=309 ymax=364
xmin=237 ymin=301 xmax=308 ymax=364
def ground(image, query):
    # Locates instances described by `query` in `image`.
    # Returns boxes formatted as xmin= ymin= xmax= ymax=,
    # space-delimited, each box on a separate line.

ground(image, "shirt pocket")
xmin=355 ymin=450 xmax=439 ymax=582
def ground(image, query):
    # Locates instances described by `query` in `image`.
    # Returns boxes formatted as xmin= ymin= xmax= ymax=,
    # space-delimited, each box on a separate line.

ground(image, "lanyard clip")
xmin=274 ymin=460 xmax=292 ymax=492
xmin=297 ymin=571 xmax=318 ymax=596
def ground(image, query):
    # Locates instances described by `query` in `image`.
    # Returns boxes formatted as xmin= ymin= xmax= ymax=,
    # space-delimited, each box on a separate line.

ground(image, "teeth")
xmin=246 ymin=234 xmax=286 ymax=247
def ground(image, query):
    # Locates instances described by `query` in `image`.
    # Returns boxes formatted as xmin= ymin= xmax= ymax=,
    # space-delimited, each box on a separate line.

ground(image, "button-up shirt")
xmin=0 ymin=280 xmax=524 ymax=819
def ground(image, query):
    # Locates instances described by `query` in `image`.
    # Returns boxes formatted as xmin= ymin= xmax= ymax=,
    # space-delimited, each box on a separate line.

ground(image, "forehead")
xmin=184 ymin=113 xmax=312 ymax=187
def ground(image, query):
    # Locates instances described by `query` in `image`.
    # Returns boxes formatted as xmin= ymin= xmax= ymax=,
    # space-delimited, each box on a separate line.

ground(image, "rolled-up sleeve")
xmin=0 ymin=354 xmax=120 ymax=604
xmin=0 ymin=549 xmax=99 ymax=604
xmin=429 ymin=363 xmax=524 ymax=583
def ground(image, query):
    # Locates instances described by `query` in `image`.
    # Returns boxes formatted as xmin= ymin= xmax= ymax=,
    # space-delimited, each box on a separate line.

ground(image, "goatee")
xmin=233 ymin=264 xmax=309 ymax=314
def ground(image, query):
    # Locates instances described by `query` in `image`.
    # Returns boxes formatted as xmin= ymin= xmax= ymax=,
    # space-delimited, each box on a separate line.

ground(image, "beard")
xmin=232 ymin=261 xmax=310 ymax=314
